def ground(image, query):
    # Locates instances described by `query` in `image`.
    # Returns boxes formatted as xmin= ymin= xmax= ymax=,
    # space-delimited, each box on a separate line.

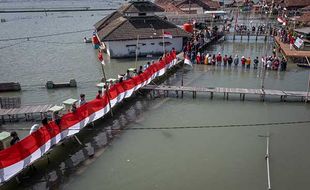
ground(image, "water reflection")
xmin=12 ymin=97 xmax=150 ymax=190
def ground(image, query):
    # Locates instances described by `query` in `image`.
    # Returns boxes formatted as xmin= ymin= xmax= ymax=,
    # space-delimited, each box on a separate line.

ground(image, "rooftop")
xmin=94 ymin=1 xmax=166 ymax=33
xmin=176 ymin=0 xmax=220 ymax=10
xmin=298 ymin=13 xmax=310 ymax=23
xmin=96 ymin=15 xmax=190 ymax=41
xmin=154 ymin=0 xmax=186 ymax=13
xmin=154 ymin=0 xmax=220 ymax=12
xmin=118 ymin=0 xmax=165 ymax=13
xmin=284 ymin=0 xmax=310 ymax=8
xmin=294 ymin=27 xmax=310 ymax=35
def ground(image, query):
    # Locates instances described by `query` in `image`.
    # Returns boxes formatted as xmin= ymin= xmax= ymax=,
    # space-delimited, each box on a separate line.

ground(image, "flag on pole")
xmin=184 ymin=55 xmax=193 ymax=67
xmin=163 ymin=31 xmax=173 ymax=39
xmin=101 ymin=60 xmax=105 ymax=65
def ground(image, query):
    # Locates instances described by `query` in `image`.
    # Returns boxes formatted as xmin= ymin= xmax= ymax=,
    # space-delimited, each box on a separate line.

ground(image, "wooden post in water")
xmin=306 ymin=70 xmax=310 ymax=103
xmin=266 ymin=135 xmax=271 ymax=190
xmin=305 ymin=57 xmax=310 ymax=103
xmin=181 ymin=62 xmax=184 ymax=98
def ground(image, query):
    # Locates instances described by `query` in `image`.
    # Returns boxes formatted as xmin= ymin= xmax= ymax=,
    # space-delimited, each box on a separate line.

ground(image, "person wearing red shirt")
xmin=196 ymin=52 xmax=201 ymax=64
xmin=171 ymin=47 xmax=176 ymax=58
xmin=289 ymin=36 xmax=295 ymax=50
xmin=241 ymin=56 xmax=246 ymax=67
xmin=223 ymin=55 xmax=228 ymax=66
xmin=216 ymin=53 xmax=222 ymax=66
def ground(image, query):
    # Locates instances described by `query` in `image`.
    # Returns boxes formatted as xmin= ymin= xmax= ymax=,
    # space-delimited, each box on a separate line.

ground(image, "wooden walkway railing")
xmin=0 ymin=104 xmax=54 ymax=123
xmin=142 ymin=85 xmax=309 ymax=102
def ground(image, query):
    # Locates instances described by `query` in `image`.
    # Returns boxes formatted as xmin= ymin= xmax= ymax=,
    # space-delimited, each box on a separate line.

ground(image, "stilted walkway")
xmin=275 ymin=36 xmax=310 ymax=58
xmin=142 ymin=85 xmax=309 ymax=102
xmin=0 ymin=104 xmax=54 ymax=123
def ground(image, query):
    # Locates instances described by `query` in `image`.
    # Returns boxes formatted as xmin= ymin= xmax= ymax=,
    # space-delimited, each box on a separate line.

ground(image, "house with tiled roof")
xmin=296 ymin=12 xmax=310 ymax=27
xmin=154 ymin=0 xmax=186 ymax=14
xmin=283 ymin=0 xmax=310 ymax=10
xmin=155 ymin=0 xmax=220 ymax=14
xmin=94 ymin=0 xmax=190 ymax=58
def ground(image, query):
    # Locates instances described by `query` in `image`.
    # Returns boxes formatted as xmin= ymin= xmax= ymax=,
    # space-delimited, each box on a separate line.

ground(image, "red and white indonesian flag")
xmin=163 ymin=31 xmax=173 ymax=39
xmin=184 ymin=55 xmax=193 ymax=67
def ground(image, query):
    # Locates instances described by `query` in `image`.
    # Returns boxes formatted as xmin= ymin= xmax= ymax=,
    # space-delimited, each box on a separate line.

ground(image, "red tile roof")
xmin=284 ymin=0 xmax=310 ymax=8
xmin=297 ymin=12 xmax=310 ymax=23
xmin=155 ymin=0 xmax=186 ymax=13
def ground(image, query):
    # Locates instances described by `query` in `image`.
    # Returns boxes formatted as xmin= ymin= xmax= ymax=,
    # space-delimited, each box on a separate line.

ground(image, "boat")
xmin=297 ymin=63 xmax=310 ymax=68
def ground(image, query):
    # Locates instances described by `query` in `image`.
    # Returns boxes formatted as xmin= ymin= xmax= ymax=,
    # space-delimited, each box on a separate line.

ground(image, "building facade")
xmin=94 ymin=0 xmax=190 ymax=58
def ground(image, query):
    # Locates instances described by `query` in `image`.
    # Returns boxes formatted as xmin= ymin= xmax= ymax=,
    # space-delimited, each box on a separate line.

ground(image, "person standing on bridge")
xmin=79 ymin=94 xmax=86 ymax=106
xmin=234 ymin=55 xmax=239 ymax=66
xmin=246 ymin=57 xmax=251 ymax=69
xmin=10 ymin=131 xmax=20 ymax=146
xmin=204 ymin=54 xmax=209 ymax=65
xmin=241 ymin=56 xmax=246 ymax=67
xmin=216 ymin=52 xmax=222 ymax=66
xmin=228 ymin=55 xmax=233 ymax=66
xmin=96 ymin=90 xmax=103 ymax=99
xmin=223 ymin=55 xmax=228 ymax=66
xmin=253 ymin=57 xmax=259 ymax=69
xmin=211 ymin=54 xmax=216 ymax=65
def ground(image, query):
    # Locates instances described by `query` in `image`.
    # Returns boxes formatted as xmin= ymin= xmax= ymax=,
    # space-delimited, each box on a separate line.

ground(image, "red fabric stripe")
xmin=0 ymin=53 xmax=176 ymax=169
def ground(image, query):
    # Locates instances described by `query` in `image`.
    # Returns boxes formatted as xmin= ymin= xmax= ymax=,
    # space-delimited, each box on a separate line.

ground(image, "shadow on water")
xmin=0 ymin=94 xmax=153 ymax=190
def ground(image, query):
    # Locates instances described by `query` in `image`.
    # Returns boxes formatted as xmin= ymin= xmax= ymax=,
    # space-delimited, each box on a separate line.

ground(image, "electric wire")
xmin=0 ymin=29 xmax=93 ymax=42
xmin=1 ymin=120 xmax=310 ymax=132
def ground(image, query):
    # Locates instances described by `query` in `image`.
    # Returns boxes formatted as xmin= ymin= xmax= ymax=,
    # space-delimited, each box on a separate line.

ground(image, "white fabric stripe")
xmin=0 ymin=59 xmax=177 ymax=183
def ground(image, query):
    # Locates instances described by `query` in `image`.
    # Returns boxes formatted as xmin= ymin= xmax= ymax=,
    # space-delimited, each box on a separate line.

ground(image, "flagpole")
xmin=135 ymin=35 xmax=139 ymax=69
xmin=162 ymin=29 xmax=165 ymax=55
xmin=306 ymin=71 xmax=310 ymax=103
xmin=99 ymin=51 xmax=113 ymax=117
xmin=181 ymin=58 xmax=184 ymax=98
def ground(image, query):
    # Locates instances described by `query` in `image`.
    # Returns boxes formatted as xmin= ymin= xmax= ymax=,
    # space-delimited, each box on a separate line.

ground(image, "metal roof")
xmin=294 ymin=27 xmax=310 ymax=35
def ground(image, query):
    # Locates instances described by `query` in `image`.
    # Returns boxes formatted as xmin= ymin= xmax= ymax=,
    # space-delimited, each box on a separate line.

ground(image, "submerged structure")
xmin=94 ymin=0 xmax=190 ymax=58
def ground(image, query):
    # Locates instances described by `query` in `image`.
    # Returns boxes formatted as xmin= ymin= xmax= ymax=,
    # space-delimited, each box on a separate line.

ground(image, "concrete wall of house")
xmin=180 ymin=7 xmax=204 ymax=14
xmin=105 ymin=37 xmax=183 ymax=58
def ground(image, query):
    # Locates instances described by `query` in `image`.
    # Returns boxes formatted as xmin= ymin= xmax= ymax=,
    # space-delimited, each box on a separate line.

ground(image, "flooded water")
xmin=1 ymin=1 xmax=310 ymax=190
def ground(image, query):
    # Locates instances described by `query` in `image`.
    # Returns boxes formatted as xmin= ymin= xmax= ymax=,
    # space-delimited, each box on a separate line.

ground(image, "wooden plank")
xmin=16 ymin=106 xmax=31 ymax=114
xmin=0 ymin=109 xmax=7 ymax=116
xmin=30 ymin=105 xmax=42 ymax=113
xmin=143 ymin=85 xmax=308 ymax=100
xmin=275 ymin=36 xmax=310 ymax=58
xmin=264 ymin=90 xmax=286 ymax=96
xmin=284 ymin=91 xmax=307 ymax=97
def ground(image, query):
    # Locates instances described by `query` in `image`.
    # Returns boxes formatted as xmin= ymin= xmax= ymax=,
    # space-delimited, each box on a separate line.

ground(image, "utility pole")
xmin=135 ymin=35 xmax=139 ymax=69
xmin=99 ymin=52 xmax=113 ymax=117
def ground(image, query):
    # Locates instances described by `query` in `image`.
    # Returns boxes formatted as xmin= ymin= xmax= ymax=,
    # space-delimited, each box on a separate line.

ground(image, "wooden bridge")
xmin=225 ymin=31 xmax=273 ymax=41
xmin=142 ymin=85 xmax=309 ymax=102
xmin=275 ymin=36 xmax=310 ymax=59
xmin=0 ymin=104 xmax=54 ymax=124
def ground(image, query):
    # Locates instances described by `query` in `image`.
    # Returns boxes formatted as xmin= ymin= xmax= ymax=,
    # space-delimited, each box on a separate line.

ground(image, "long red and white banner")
xmin=0 ymin=52 xmax=177 ymax=184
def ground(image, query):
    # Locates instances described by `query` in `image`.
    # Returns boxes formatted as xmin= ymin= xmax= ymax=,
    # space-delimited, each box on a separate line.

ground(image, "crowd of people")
xmin=234 ymin=23 xmax=274 ymax=35
xmin=183 ymin=25 xmax=222 ymax=61
xmin=183 ymin=50 xmax=287 ymax=71
xmin=277 ymin=28 xmax=302 ymax=50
